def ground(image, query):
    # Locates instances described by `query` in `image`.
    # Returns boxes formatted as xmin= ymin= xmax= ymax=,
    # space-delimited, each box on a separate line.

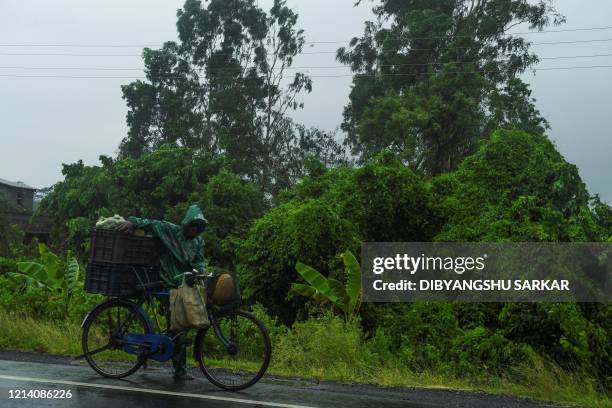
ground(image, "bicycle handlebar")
xmin=184 ymin=271 xmax=212 ymax=287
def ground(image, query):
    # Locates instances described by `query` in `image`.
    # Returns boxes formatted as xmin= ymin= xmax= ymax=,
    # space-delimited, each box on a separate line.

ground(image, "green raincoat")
xmin=128 ymin=205 xmax=207 ymax=287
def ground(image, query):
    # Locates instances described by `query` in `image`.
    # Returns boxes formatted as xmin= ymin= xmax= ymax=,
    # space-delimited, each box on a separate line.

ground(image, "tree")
xmin=338 ymin=0 xmax=564 ymax=174
xmin=280 ymin=153 xmax=437 ymax=242
xmin=37 ymin=145 xmax=265 ymax=265
xmin=239 ymin=154 xmax=436 ymax=322
xmin=120 ymin=0 xmax=345 ymax=195
xmin=431 ymin=128 xmax=608 ymax=242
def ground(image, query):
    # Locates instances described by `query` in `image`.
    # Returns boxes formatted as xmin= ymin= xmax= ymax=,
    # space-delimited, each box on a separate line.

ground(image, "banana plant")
xmin=291 ymin=250 xmax=362 ymax=322
xmin=10 ymin=244 xmax=80 ymax=294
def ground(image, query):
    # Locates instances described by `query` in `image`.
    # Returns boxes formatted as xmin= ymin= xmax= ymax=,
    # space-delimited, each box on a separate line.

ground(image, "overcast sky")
xmin=0 ymin=0 xmax=610 ymax=202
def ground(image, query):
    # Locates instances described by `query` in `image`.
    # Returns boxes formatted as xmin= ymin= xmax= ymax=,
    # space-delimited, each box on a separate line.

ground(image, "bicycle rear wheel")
xmin=81 ymin=299 xmax=150 ymax=378
xmin=194 ymin=309 xmax=271 ymax=391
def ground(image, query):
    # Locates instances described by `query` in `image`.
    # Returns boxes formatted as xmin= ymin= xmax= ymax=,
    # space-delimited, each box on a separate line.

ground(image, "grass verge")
xmin=0 ymin=310 xmax=609 ymax=408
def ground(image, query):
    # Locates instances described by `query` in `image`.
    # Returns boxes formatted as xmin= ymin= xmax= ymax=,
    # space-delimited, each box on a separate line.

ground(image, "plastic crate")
xmin=85 ymin=262 xmax=161 ymax=297
xmin=89 ymin=228 xmax=160 ymax=266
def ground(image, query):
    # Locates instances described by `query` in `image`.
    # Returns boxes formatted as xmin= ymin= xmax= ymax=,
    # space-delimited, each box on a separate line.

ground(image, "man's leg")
xmin=172 ymin=332 xmax=190 ymax=378
xmin=164 ymin=297 xmax=193 ymax=380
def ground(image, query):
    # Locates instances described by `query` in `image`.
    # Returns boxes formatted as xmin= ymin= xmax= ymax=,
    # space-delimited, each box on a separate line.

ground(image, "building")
xmin=0 ymin=178 xmax=36 ymax=211
xmin=0 ymin=178 xmax=51 ymax=241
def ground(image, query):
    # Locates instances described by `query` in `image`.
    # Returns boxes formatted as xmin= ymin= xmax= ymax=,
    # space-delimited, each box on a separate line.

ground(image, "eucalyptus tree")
xmin=338 ymin=0 xmax=565 ymax=174
xmin=121 ymin=0 xmax=344 ymax=195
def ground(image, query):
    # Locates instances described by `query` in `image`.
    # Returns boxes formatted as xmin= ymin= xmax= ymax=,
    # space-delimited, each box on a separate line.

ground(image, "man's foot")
xmin=173 ymin=372 xmax=194 ymax=381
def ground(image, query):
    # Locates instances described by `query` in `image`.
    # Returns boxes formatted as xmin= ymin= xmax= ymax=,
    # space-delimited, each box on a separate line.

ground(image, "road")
xmin=0 ymin=352 xmax=556 ymax=408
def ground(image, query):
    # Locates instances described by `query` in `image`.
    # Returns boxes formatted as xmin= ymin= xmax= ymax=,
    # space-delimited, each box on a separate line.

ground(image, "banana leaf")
xmin=342 ymin=250 xmax=362 ymax=316
xmin=296 ymin=261 xmax=338 ymax=302
xmin=328 ymin=278 xmax=348 ymax=313
xmin=65 ymin=257 xmax=80 ymax=292
xmin=290 ymin=283 xmax=316 ymax=298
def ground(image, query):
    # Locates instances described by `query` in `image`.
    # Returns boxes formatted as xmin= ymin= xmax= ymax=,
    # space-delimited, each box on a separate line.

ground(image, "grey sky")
xmin=0 ymin=0 xmax=610 ymax=202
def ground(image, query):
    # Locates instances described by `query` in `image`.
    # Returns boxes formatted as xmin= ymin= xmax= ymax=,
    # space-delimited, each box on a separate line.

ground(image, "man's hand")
xmin=117 ymin=221 xmax=135 ymax=234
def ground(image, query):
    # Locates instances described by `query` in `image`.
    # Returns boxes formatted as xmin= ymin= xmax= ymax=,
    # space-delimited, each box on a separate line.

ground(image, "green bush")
xmin=0 ymin=274 xmax=101 ymax=323
xmin=499 ymin=303 xmax=611 ymax=381
xmin=448 ymin=327 xmax=536 ymax=377
xmin=281 ymin=152 xmax=438 ymax=242
xmin=431 ymin=129 xmax=606 ymax=242
xmin=273 ymin=312 xmax=376 ymax=380
xmin=238 ymin=199 xmax=360 ymax=323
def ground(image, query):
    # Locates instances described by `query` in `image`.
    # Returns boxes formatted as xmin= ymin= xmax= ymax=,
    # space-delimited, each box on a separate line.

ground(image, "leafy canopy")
xmin=38 ymin=145 xmax=264 ymax=266
xmin=338 ymin=0 xmax=564 ymax=174
xmin=431 ymin=129 xmax=609 ymax=242
xmin=120 ymin=0 xmax=345 ymax=195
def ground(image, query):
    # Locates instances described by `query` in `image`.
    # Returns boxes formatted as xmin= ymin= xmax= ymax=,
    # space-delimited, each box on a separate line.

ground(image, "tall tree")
xmin=338 ymin=0 xmax=564 ymax=174
xmin=121 ymin=0 xmax=344 ymax=195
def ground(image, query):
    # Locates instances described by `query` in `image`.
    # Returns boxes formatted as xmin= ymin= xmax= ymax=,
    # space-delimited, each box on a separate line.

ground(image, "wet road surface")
xmin=0 ymin=352 xmax=557 ymax=408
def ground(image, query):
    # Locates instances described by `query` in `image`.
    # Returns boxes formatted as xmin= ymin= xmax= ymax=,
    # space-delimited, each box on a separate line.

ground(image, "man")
xmin=119 ymin=204 xmax=208 ymax=381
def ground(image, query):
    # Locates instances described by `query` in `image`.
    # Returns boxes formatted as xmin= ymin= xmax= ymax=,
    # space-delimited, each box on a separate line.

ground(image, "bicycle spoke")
xmin=85 ymin=343 xmax=112 ymax=357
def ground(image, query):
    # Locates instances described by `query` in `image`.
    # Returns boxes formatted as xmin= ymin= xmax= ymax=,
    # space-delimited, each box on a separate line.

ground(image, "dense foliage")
xmin=338 ymin=0 xmax=562 ymax=173
xmin=120 ymin=0 xmax=346 ymax=195
xmin=37 ymin=145 xmax=264 ymax=266
xmin=239 ymin=129 xmax=610 ymax=383
xmin=2 ymin=0 xmax=610 ymax=402
xmin=432 ymin=129 xmax=607 ymax=242
xmin=31 ymin=128 xmax=610 ymax=385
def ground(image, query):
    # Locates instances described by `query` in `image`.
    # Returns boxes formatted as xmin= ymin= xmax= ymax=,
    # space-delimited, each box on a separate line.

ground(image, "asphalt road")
xmin=0 ymin=352 xmax=557 ymax=408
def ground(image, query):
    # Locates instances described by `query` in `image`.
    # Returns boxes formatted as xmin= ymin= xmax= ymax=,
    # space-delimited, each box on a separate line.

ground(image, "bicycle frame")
xmin=135 ymin=288 xmax=239 ymax=357
xmin=79 ymin=286 xmax=236 ymax=362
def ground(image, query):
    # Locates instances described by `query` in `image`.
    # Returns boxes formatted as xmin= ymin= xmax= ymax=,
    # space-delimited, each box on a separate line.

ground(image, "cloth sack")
xmin=169 ymin=280 xmax=210 ymax=332
xmin=210 ymin=273 xmax=240 ymax=306
xmin=95 ymin=214 xmax=126 ymax=229
xmin=95 ymin=215 xmax=146 ymax=236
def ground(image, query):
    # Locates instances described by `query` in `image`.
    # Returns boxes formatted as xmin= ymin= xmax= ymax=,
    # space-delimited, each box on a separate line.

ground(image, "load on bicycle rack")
xmin=79 ymin=227 xmax=271 ymax=391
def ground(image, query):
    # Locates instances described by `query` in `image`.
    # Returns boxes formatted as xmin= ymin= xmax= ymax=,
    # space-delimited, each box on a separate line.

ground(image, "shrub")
xmin=0 ymin=274 xmax=100 ymax=323
xmin=273 ymin=312 xmax=376 ymax=380
xmin=448 ymin=326 xmax=536 ymax=377
xmin=431 ymin=129 xmax=605 ymax=242
xmin=499 ymin=303 xmax=611 ymax=380
xmin=238 ymin=199 xmax=360 ymax=323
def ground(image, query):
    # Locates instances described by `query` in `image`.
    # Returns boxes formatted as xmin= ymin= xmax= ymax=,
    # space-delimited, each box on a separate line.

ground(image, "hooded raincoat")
xmin=127 ymin=205 xmax=207 ymax=287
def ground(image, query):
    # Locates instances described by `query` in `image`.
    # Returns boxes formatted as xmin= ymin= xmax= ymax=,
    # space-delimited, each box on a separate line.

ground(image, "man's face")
xmin=184 ymin=224 xmax=202 ymax=240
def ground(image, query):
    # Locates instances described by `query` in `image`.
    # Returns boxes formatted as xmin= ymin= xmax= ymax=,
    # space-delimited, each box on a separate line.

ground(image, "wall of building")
xmin=0 ymin=184 xmax=34 ymax=211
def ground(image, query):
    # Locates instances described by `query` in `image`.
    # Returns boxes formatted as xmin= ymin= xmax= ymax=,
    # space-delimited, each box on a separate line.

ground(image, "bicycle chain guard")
xmin=122 ymin=333 xmax=175 ymax=362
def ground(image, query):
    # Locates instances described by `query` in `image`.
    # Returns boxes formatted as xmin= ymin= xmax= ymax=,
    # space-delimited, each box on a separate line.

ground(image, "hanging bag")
xmin=169 ymin=278 xmax=210 ymax=332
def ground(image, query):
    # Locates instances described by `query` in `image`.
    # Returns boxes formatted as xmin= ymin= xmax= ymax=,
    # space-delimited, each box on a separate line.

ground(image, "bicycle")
xmin=79 ymin=271 xmax=271 ymax=391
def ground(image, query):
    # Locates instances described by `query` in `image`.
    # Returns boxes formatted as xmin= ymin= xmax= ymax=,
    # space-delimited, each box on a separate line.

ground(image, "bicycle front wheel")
xmin=194 ymin=309 xmax=271 ymax=391
xmin=81 ymin=299 xmax=150 ymax=378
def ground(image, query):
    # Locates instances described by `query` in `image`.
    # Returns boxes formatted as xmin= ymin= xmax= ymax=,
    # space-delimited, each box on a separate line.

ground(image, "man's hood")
xmin=181 ymin=204 xmax=207 ymax=228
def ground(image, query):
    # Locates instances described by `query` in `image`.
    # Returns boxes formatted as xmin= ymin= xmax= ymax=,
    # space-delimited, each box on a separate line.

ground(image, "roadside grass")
xmin=0 ymin=312 xmax=82 ymax=356
xmin=268 ymin=343 xmax=611 ymax=408
xmin=0 ymin=310 xmax=609 ymax=408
